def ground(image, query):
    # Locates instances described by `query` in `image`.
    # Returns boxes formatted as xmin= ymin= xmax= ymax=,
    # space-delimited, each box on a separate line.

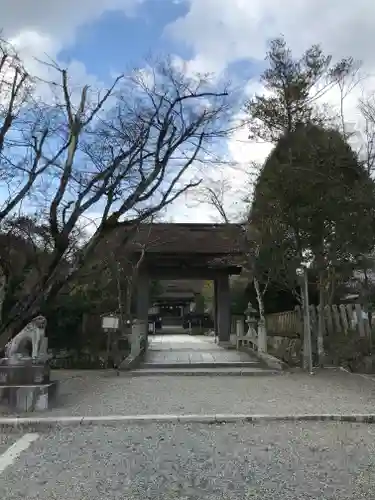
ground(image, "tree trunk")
xmin=254 ymin=277 xmax=268 ymax=353
xmin=0 ymin=311 xmax=38 ymax=347
xmin=253 ymin=277 xmax=266 ymax=323
xmin=325 ymin=266 xmax=336 ymax=306
xmin=0 ymin=273 xmax=5 ymax=326
xmin=112 ymin=263 xmax=125 ymax=368
xmin=317 ymin=271 xmax=325 ymax=367
xmin=0 ymin=267 xmax=66 ymax=347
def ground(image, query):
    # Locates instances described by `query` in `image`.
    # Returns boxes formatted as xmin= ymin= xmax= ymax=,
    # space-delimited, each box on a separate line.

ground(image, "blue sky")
xmin=1 ymin=0 xmax=374 ymax=223
xmin=4 ymin=0 xmax=374 ymax=107
xmin=57 ymin=0 xmax=263 ymax=86
xmin=59 ymin=0 xmax=194 ymax=82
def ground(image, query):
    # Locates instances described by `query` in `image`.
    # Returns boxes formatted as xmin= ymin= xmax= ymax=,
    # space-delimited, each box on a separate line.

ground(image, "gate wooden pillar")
xmin=216 ymin=273 xmax=231 ymax=342
xmin=213 ymin=279 xmax=218 ymax=338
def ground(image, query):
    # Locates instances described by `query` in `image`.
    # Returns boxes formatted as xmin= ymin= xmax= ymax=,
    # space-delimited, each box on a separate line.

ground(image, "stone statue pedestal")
xmin=0 ymin=316 xmax=58 ymax=412
xmin=0 ymin=362 xmax=58 ymax=412
xmin=0 ymin=358 xmax=58 ymax=412
xmin=0 ymin=358 xmax=50 ymax=385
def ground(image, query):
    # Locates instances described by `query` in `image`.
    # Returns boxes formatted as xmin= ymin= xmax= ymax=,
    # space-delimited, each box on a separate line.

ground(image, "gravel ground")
xmin=3 ymin=368 xmax=375 ymax=417
xmin=1 ymin=421 xmax=375 ymax=499
xmin=1 ymin=368 xmax=375 ymax=418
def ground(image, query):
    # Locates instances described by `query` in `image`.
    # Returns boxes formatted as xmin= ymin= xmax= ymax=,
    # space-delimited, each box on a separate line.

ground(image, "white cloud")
xmin=167 ymin=0 xmax=375 ymax=73
xmin=0 ymin=0 xmax=143 ymax=48
xmin=0 ymin=0 xmax=144 ymax=95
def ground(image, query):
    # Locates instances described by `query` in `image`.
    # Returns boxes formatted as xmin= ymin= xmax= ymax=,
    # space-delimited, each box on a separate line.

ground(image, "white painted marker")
xmin=0 ymin=433 xmax=39 ymax=474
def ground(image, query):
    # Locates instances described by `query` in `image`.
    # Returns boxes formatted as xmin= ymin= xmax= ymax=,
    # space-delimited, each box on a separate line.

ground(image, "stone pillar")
xmin=213 ymin=279 xmax=218 ymax=336
xmin=216 ymin=274 xmax=231 ymax=342
xmin=136 ymin=271 xmax=149 ymax=350
xmin=257 ymin=317 xmax=267 ymax=353
xmin=236 ymin=319 xmax=244 ymax=337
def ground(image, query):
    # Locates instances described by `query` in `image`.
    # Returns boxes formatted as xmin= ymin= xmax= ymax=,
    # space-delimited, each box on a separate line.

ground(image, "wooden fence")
xmin=265 ymin=303 xmax=372 ymax=339
xmin=265 ymin=309 xmax=302 ymax=337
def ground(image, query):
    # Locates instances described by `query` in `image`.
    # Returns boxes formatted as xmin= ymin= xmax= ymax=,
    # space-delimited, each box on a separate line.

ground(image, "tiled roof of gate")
xmin=121 ymin=223 xmax=247 ymax=255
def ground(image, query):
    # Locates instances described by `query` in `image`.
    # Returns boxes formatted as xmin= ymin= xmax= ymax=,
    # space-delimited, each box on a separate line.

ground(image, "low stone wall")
xmin=266 ymin=332 xmax=375 ymax=372
xmin=324 ymin=329 xmax=373 ymax=373
xmin=267 ymin=335 xmax=302 ymax=367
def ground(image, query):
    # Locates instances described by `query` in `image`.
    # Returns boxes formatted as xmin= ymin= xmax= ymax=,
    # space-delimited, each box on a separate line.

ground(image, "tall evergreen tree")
xmin=251 ymin=124 xmax=375 ymax=271
xmin=245 ymin=36 xmax=354 ymax=142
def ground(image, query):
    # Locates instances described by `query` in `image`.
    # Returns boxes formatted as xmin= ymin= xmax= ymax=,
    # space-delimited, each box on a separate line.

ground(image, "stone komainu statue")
xmin=0 ymin=268 xmax=49 ymax=363
xmin=5 ymin=316 xmax=48 ymax=361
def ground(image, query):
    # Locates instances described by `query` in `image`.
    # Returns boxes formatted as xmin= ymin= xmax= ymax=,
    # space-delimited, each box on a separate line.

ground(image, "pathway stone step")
xmin=128 ymin=367 xmax=281 ymax=376
xmin=142 ymin=361 xmax=263 ymax=369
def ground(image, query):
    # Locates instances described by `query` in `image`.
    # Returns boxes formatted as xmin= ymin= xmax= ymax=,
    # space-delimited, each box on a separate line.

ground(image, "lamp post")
xmin=101 ymin=314 xmax=119 ymax=369
xmin=296 ymin=266 xmax=313 ymax=374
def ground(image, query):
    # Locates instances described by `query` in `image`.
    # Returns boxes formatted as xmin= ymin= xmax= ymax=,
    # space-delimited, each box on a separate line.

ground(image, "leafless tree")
xmin=103 ymin=224 xmax=151 ymax=367
xmin=192 ymin=177 xmax=269 ymax=322
xmin=359 ymin=95 xmax=375 ymax=175
xmin=330 ymin=58 xmax=363 ymax=139
xmin=0 ymin=38 xmax=49 ymax=222
xmin=192 ymin=177 xmax=232 ymax=223
xmin=0 ymin=55 xmax=232 ymax=345
xmin=197 ymin=176 xmax=303 ymax=329
xmin=189 ymin=174 xmax=247 ymax=223
xmin=109 ymin=223 xmax=156 ymax=328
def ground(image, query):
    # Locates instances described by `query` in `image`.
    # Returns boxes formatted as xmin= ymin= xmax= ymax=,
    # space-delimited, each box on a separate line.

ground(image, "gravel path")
xmin=1 ymin=421 xmax=375 ymax=499
xmin=2 ymin=368 xmax=375 ymax=417
xmin=37 ymin=368 xmax=375 ymax=416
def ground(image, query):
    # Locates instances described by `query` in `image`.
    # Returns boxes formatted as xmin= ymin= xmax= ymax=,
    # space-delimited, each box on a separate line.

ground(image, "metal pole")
xmin=303 ymin=267 xmax=313 ymax=373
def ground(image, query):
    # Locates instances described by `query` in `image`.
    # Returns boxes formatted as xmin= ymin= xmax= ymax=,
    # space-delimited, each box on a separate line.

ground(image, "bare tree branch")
xmin=0 ymin=57 xmax=232 ymax=344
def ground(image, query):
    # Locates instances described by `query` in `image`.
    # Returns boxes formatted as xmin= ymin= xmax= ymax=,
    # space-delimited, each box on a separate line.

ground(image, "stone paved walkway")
xmin=146 ymin=334 xmax=260 ymax=366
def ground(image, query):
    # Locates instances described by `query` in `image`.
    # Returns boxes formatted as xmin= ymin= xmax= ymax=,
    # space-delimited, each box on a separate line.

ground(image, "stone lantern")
xmin=245 ymin=302 xmax=258 ymax=331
